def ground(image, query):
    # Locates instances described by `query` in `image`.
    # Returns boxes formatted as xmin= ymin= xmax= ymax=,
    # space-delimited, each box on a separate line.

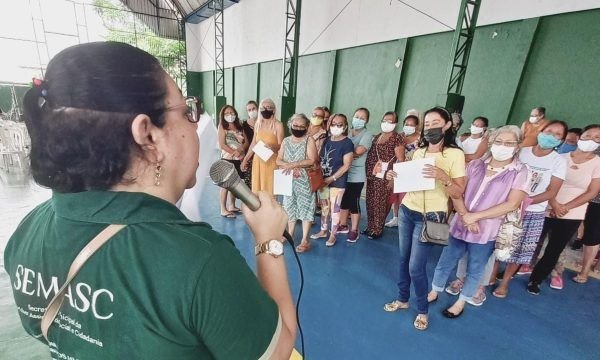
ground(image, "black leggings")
xmin=340 ymin=182 xmax=364 ymax=214
xmin=582 ymin=202 xmax=600 ymax=246
xmin=530 ymin=217 xmax=581 ymax=283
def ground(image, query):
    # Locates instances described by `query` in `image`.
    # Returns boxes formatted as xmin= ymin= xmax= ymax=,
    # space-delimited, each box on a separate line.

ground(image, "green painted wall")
xmin=233 ymin=63 xmax=259 ymax=114
xmin=510 ymin=9 xmax=600 ymax=128
xmin=461 ymin=19 xmax=539 ymax=128
xmin=258 ymin=60 xmax=283 ymax=118
xmin=187 ymin=9 xmax=600 ymax=132
xmin=224 ymin=67 xmax=234 ymax=109
xmin=332 ymin=40 xmax=406 ymax=134
xmin=396 ymin=32 xmax=453 ymax=121
xmin=296 ymin=51 xmax=335 ymax=116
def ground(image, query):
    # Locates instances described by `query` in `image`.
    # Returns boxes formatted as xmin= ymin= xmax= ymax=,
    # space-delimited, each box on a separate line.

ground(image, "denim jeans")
xmin=432 ymin=235 xmax=495 ymax=301
xmin=396 ymin=205 xmax=443 ymax=314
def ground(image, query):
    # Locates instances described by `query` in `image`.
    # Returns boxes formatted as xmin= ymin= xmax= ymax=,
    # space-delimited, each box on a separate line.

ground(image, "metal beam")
xmin=280 ymin=0 xmax=301 ymax=130
xmin=281 ymin=0 xmax=301 ymax=98
xmin=213 ymin=0 xmax=226 ymax=113
xmin=445 ymin=0 xmax=481 ymax=95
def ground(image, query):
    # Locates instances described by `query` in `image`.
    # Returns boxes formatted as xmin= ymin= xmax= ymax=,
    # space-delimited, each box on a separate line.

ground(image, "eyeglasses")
xmin=492 ymin=139 xmax=519 ymax=147
xmin=164 ymin=96 xmax=199 ymax=123
xmin=330 ymin=123 xmax=345 ymax=128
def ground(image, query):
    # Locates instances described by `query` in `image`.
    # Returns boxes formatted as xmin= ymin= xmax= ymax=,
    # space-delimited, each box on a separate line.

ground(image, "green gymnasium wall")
xmin=187 ymin=9 xmax=600 ymax=130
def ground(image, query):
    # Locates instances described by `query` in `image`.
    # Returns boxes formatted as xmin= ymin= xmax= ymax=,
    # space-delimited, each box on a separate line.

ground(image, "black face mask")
xmin=424 ymin=128 xmax=445 ymax=144
xmin=291 ymin=128 xmax=307 ymax=138
xmin=261 ymin=110 xmax=273 ymax=119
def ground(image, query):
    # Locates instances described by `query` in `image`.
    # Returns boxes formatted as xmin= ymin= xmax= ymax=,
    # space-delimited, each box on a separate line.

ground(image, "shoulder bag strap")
xmin=41 ymin=224 xmax=127 ymax=342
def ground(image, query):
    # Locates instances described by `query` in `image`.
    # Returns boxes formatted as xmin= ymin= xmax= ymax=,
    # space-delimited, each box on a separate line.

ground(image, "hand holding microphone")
xmin=243 ymin=192 xmax=289 ymax=244
xmin=209 ymin=160 xmax=290 ymax=244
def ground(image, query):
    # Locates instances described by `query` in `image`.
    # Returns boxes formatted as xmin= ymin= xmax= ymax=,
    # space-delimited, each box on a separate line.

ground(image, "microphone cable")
xmin=282 ymin=230 xmax=305 ymax=358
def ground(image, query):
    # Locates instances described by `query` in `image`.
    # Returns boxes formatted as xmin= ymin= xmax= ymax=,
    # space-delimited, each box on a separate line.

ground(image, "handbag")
xmin=305 ymin=137 xmax=326 ymax=192
xmin=418 ymin=151 xmax=449 ymax=246
xmin=41 ymin=224 xmax=127 ymax=341
xmin=419 ymin=191 xmax=449 ymax=246
xmin=494 ymin=210 xmax=523 ymax=261
xmin=494 ymin=198 xmax=530 ymax=261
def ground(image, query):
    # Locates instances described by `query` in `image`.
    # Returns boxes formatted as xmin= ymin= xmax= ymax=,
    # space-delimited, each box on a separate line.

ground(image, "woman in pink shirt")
xmin=428 ymin=126 xmax=529 ymax=318
xmin=528 ymin=124 xmax=600 ymax=294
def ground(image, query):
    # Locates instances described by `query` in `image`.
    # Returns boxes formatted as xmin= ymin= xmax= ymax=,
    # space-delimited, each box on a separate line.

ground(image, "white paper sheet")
xmin=273 ymin=169 xmax=293 ymax=196
xmin=375 ymin=162 xmax=389 ymax=179
xmin=393 ymin=158 xmax=436 ymax=193
xmin=253 ymin=140 xmax=275 ymax=162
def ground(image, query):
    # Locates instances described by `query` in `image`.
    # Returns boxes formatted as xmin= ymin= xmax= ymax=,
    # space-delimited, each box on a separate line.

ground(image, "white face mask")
xmin=470 ymin=125 xmax=484 ymax=135
xmin=381 ymin=122 xmax=396 ymax=133
xmin=577 ymin=139 xmax=600 ymax=152
xmin=248 ymin=110 xmax=258 ymax=119
xmin=490 ymin=144 xmax=515 ymax=162
xmin=529 ymin=116 xmax=539 ymax=124
xmin=403 ymin=125 xmax=416 ymax=136
xmin=225 ymin=114 xmax=236 ymax=123
xmin=330 ymin=126 xmax=344 ymax=137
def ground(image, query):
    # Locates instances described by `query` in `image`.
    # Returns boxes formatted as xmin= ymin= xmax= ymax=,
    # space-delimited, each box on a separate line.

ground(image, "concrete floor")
xmin=2 ymin=171 xmax=599 ymax=359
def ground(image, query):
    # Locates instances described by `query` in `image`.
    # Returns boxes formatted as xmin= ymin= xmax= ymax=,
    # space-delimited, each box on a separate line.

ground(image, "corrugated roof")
xmin=119 ymin=0 xmax=240 ymax=30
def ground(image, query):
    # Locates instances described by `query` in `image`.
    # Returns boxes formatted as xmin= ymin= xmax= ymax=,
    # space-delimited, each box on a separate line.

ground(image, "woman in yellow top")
xmin=241 ymin=98 xmax=284 ymax=195
xmin=383 ymin=106 xmax=466 ymax=331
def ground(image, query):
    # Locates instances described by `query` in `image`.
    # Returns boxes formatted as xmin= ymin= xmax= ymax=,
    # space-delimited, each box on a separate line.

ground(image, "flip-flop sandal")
xmin=414 ymin=314 xmax=428 ymax=331
xmin=296 ymin=242 xmax=311 ymax=253
xmin=492 ymin=288 xmax=508 ymax=298
xmin=220 ymin=212 xmax=236 ymax=219
xmin=310 ymin=232 xmax=328 ymax=239
xmin=325 ymin=238 xmax=336 ymax=247
xmin=383 ymin=300 xmax=409 ymax=312
xmin=572 ymin=275 xmax=588 ymax=284
xmin=229 ymin=207 xmax=242 ymax=213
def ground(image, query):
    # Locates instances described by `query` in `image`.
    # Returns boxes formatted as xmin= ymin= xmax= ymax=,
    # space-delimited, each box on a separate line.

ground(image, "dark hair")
xmin=23 ymin=42 xmax=168 ymax=193
xmin=354 ymin=107 xmax=370 ymax=121
xmin=419 ymin=106 xmax=458 ymax=149
xmin=541 ymin=120 xmax=569 ymax=140
xmin=322 ymin=106 xmax=330 ymax=114
xmin=568 ymin=127 xmax=583 ymax=136
xmin=330 ymin=113 xmax=349 ymax=136
xmin=534 ymin=107 xmax=546 ymax=116
xmin=219 ymin=105 xmax=242 ymax=131
xmin=473 ymin=116 xmax=488 ymax=128
xmin=246 ymin=100 xmax=258 ymax=108
xmin=383 ymin=111 xmax=398 ymax=123
xmin=583 ymin=124 xmax=600 ymax=133
xmin=403 ymin=115 xmax=419 ymax=126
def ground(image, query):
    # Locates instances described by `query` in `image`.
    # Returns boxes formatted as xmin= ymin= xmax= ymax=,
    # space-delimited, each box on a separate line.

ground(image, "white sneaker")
xmin=385 ymin=217 xmax=398 ymax=228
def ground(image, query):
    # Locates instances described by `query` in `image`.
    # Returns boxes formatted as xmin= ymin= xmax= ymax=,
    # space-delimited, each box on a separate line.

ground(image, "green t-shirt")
xmin=4 ymin=191 xmax=280 ymax=359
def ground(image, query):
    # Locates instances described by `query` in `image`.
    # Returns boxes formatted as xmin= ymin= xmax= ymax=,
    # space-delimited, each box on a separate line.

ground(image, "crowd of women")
xmin=215 ymin=99 xmax=600 ymax=331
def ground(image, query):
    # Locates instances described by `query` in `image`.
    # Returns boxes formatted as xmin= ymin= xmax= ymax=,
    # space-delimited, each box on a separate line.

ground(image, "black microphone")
xmin=209 ymin=160 xmax=294 ymax=244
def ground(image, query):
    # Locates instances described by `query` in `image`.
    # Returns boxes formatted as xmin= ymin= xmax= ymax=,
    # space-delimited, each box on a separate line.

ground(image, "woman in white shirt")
xmin=459 ymin=116 xmax=489 ymax=163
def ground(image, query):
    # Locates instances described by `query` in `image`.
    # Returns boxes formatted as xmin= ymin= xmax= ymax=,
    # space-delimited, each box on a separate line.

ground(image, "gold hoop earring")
xmin=154 ymin=163 xmax=162 ymax=186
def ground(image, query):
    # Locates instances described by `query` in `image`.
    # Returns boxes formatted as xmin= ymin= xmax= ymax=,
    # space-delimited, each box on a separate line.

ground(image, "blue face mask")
xmin=537 ymin=133 xmax=562 ymax=149
xmin=352 ymin=117 xmax=366 ymax=130
xmin=557 ymin=143 xmax=577 ymax=154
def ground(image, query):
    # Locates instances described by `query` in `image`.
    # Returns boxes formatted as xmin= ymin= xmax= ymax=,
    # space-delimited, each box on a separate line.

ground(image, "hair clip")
xmin=32 ymin=78 xmax=48 ymax=109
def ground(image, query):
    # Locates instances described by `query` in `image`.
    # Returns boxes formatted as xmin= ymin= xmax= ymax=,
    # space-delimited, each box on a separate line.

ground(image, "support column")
xmin=438 ymin=0 xmax=482 ymax=114
xmin=280 ymin=0 xmax=302 ymax=132
xmin=213 ymin=0 xmax=226 ymax=115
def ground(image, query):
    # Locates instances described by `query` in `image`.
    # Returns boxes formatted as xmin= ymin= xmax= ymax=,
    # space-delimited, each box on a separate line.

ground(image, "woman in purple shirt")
xmin=427 ymin=125 xmax=530 ymax=318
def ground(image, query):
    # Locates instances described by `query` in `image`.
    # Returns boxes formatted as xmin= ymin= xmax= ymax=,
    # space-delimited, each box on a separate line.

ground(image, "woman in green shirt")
xmin=4 ymin=42 xmax=296 ymax=359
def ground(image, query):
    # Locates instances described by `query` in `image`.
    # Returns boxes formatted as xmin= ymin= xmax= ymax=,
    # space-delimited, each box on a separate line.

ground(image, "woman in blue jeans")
xmin=427 ymin=125 xmax=529 ymax=318
xmin=383 ymin=107 xmax=466 ymax=330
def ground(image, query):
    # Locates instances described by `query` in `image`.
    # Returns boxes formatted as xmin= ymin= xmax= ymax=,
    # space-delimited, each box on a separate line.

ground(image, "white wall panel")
xmin=186 ymin=0 xmax=600 ymax=72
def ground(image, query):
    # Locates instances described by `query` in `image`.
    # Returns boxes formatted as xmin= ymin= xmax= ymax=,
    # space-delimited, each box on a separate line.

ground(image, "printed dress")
xmin=282 ymin=137 xmax=315 ymax=222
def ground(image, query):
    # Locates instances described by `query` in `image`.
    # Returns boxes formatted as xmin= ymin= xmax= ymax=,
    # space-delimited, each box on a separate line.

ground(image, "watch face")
xmin=268 ymin=239 xmax=284 ymax=255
